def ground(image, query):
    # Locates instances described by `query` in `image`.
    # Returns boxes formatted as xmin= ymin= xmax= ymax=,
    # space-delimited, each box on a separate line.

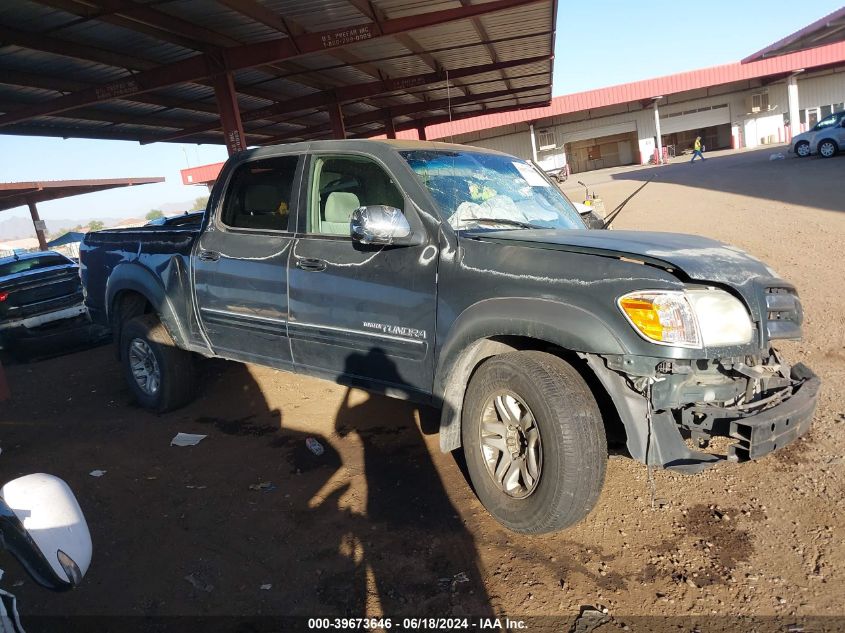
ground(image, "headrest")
xmin=245 ymin=184 xmax=281 ymax=213
xmin=325 ymin=191 xmax=360 ymax=223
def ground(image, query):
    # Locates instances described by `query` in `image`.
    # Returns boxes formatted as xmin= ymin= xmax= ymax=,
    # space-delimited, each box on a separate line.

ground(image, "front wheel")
xmin=818 ymin=139 xmax=838 ymax=158
xmin=461 ymin=351 xmax=607 ymax=534
xmin=794 ymin=141 xmax=811 ymax=157
xmin=121 ymin=314 xmax=196 ymax=412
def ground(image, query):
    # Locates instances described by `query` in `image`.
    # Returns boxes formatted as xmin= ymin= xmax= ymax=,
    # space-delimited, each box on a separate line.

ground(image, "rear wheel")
xmin=818 ymin=139 xmax=838 ymax=158
xmin=121 ymin=314 xmax=196 ymax=412
xmin=794 ymin=141 xmax=811 ymax=157
xmin=461 ymin=351 xmax=607 ymax=534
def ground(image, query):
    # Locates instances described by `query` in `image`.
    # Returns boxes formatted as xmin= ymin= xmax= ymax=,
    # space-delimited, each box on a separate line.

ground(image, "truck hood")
xmin=470 ymin=229 xmax=783 ymax=289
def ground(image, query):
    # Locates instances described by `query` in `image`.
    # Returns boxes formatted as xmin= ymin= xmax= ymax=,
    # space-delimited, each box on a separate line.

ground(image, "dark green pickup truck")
xmin=81 ymin=140 xmax=819 ymax=534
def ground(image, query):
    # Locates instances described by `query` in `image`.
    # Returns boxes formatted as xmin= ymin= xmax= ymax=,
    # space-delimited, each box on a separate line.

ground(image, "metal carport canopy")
xmin=742 ymin=6 xmax=845 ymax=62
xmin=0 ymin=176 xmax=165 ymax=250
xmin=0 ymin=0 xmax=556 ymax=154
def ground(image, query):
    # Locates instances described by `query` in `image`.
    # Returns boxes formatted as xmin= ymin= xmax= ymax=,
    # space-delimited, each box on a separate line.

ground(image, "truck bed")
xmin=80 ymin=226 xmax=199 ymax=338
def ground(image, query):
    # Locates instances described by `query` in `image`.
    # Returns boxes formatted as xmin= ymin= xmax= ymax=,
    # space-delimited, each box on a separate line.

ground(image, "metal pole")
xmin=417 ymin=125 xmax=427 ymax=140
xmin=787 ymin=73 xmax=801 ymax=143
xmin=328 ymin=102 xmax=347 ymax=139
xmin=27 ymin=200 xmax=49 ymax=251
xmin=384 ymin=113 xmax=396 ymax=139
xmin=653 ymin=100 xmax=663 ymax=165
xmin=529 ymin=122 xmax=539 ymax=162
xmin=212 ymin=71 xmax=246 ymax=156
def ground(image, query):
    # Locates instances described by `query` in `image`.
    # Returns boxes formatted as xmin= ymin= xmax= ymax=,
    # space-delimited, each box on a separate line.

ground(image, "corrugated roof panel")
xmin=151 ymin=0 xmax=283 ymax=44
xmin=373 ymin=0 xmax=461 ymax=20
xmin=54 ymin=20 xmax=195 ymax=66
xmin=261 ymin=0 xmax=371 ymax=31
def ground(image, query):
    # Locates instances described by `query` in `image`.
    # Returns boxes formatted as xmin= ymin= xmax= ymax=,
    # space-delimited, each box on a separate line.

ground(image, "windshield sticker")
xmin=512 ymin=162 xmax=551 ymax=188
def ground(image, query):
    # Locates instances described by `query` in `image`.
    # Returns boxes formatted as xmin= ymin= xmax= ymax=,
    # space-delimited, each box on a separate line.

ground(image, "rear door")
xmin=193 ymin=153 xmax=303 ymax=369
xmin=287 ymin=152 xmax=437 ymax=398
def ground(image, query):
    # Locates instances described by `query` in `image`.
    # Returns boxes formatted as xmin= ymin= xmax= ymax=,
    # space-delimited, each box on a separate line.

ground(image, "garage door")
xmin=660 ymin=105 xmax=730 ymax=134
xmin=562 ymin=121 xmax=637 ymax=144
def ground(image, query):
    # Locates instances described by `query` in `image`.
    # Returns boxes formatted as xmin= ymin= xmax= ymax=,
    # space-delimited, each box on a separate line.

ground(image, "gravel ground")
xmin=1 ymin=146 xmax=843 ymax=629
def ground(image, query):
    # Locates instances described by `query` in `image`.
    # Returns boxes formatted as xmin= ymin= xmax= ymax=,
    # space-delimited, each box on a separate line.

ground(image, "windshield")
xmin=400 ymin=149 xmax=584 ymax=231
xmin=0 ymin=254 xmax=71 ymax=277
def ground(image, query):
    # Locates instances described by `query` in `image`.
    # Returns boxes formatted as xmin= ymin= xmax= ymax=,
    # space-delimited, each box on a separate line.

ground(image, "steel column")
xmin=27 ymin=200 xmax=49 ymax=251
xmin=384 ymin=113 xmax=396 ymax=139
xmin=417 ymin=125 xmax=427 ymax=140
xmin=787 ymin=73 xmax=801 ymax=142
xmin=328 ymin=102 xmax=346 ymax=139
xmin=653 ymin=100 xmax=663 ymax=165
xmin=212 ymin=71 xmax=246 ymax=155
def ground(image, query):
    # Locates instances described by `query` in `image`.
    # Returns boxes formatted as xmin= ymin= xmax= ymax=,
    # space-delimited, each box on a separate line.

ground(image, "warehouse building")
xmin=413 ymin=11 xmax=845 ymax=174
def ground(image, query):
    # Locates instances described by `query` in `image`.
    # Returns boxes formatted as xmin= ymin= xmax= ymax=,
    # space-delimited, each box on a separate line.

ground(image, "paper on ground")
xmin=171 ymin=433 xmax=208 ymax=447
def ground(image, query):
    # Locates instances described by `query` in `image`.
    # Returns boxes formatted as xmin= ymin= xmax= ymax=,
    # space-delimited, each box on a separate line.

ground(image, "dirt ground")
xmin=1 ymin=146 xmax=843 ymax=629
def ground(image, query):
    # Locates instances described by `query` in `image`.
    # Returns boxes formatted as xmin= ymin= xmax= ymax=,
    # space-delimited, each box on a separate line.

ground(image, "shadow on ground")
xmin=0 ymin=346 xmax=493 ymax=622
xmin=609 ymin=146 xmax=845 ymax=213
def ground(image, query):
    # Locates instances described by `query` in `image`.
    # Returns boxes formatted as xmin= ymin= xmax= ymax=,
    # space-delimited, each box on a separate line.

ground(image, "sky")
xmin=1 ymin=0 xmax=842 ymax=224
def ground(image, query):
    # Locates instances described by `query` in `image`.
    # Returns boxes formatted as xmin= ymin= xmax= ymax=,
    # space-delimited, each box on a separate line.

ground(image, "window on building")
xmin=751 ymin=92 xmax=769 ymax=112
xmin=536 ymin=129 xmax=556 ymax=151
xmin=821 ymin=105 xmax=833 ymax=118
xmin=834 ymin=102 xmax=845 ymax=113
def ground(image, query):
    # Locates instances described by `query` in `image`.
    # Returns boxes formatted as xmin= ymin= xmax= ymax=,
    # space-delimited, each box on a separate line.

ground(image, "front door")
xmin=193 ymin=153 xmax=303 ymax=369
xmin=287 ymin=152 xmax=437 ymax=398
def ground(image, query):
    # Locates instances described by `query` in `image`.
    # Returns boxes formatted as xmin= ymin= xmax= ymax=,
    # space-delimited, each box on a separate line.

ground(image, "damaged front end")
xmin=583 ymin=350 xmax=820 ymax=474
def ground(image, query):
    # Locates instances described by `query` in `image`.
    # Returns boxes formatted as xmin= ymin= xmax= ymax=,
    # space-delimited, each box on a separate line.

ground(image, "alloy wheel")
xmin=478 ymin=391 xmax=543 ymax=499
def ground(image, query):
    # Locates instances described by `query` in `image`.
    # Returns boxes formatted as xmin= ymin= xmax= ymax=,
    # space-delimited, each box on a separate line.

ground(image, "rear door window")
xmin=0 ymin=254 xmax=70 ymax=276
xmin=220 ymin=155 xmax=300 ymax=232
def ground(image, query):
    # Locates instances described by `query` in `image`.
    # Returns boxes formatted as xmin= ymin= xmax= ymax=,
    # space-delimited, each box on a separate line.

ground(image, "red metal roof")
xmin=181 ymin=162 xmax=226 ymax=186
xmin=743 ymin=7 xmax=845 ymax=62
xmin=418 ymin=40 xmax=845 ymax=140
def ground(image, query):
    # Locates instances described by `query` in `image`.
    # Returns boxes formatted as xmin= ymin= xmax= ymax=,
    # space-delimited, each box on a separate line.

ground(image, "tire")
xmin=461 ymin=351 xmax=607 ymax=534
xmin=120 ymin=314 xmax=196 ymax=412
xmin=794 ymin=141 xmax=811 ymax=157
xmin=818 ymin=139 xmax=838 ymax=158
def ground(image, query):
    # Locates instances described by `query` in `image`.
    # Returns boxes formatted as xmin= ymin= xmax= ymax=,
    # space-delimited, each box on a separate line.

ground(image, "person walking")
xmin=690 ymin=136 xmax=705 ymax=162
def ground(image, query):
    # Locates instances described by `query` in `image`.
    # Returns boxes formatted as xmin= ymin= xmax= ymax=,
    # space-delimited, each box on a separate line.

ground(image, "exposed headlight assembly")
xmin=618 ymin=289 xmax=753 ymax=349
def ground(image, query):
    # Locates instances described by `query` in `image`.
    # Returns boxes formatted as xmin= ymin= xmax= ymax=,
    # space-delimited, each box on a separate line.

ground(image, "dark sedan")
xmin=0 ymin=251 xmax=87 ymax=350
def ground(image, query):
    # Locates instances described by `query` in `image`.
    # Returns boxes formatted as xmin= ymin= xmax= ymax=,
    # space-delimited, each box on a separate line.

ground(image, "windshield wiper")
xmin=461 ymin=217 xmax=543 ymax=230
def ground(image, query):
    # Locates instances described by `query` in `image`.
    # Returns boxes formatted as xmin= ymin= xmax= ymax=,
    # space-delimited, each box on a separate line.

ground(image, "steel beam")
xmin=263 ymin=88 xmax=549 ymax=144
xmin=140 ymin=55 xmax=549 ymax=144
xmin=344 ymin=84 xmax=548 ymax=128
xmin=328 ymin=102 xmax=346 ymax=139
xmin=0 ymin=0 xmax=543 ymax=127
xmin=384 ymin=114 xmax=396 ymax=139
xmin=27 ymin=201 xmax=49 ymax=251
xmin=212 ymin=72 xmax=247 ymax=155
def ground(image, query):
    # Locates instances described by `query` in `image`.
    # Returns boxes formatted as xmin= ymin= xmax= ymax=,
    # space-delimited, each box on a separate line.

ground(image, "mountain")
xmin=0 ymin=216 xmax=124 ymax=240
xmin=0 ymin=197 xmax=202 ymax=239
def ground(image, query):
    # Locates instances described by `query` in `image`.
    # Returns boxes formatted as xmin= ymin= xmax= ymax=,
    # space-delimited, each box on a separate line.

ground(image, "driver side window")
xmin=307 ymin=155 xmax=404 ymax=236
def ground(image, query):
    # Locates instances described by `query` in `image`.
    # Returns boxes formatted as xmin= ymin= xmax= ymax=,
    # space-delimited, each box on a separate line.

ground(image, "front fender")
xmin=434 ymin=297 xmax=628 ymax=452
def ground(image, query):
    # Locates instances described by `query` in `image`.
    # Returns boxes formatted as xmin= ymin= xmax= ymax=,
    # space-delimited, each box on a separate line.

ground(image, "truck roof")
xmin=240 ymin=138 xmax=510 ymax=161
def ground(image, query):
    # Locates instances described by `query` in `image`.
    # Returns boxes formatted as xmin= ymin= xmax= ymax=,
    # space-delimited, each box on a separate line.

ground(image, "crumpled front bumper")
xmin=726 ymin=363 xmax=819 ymax=462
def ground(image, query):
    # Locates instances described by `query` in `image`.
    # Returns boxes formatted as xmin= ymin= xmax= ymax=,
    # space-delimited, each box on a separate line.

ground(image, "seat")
xmin=241 ymin=183 xmax=287 ymax=230
xmin=321 ymin=191 xmax=360 ymax=235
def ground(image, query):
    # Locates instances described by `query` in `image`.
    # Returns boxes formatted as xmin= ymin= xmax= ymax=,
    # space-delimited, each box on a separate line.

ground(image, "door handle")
xmin=198 ymin=250 xmax=220 ymax=262
xmin=295 ymin=257 xmax=327 ymax=272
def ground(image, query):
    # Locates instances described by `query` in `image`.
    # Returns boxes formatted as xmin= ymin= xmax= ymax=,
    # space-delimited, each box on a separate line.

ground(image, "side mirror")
xmin=350 ymin=205 xmax=411 ymax=245
xmin=0 ymin=474 xmax=92 ymax=591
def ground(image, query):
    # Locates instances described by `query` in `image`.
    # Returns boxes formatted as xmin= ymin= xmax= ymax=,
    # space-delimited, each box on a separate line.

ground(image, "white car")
xmin=791 ymin=111 xmax=845 ymax=158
